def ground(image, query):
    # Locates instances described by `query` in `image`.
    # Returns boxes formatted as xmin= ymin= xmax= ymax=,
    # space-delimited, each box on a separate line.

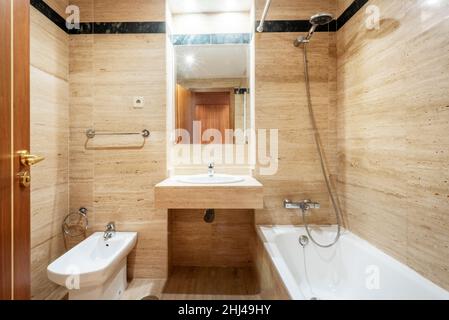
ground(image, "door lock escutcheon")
xmin=17 ymin=171 xmax=31 ymax=188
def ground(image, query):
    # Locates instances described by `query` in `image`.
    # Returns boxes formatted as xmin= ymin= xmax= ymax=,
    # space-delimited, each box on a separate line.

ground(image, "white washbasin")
xmin=175 ymin=174 xmax=245 ymax=185
xmin=47 ymin=232 xmax=137 ymax=300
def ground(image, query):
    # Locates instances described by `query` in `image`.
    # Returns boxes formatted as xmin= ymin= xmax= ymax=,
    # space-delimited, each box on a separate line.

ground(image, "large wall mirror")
xmin=166 ymin=0 xmax=255 ymax=172
xmin=175 ymin=44 xmax=251 ymax=145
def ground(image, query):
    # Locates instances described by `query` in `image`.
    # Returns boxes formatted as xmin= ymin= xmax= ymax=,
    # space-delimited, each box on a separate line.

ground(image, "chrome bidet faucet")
xmin=104 ymin=222 xmax=116 ymax=241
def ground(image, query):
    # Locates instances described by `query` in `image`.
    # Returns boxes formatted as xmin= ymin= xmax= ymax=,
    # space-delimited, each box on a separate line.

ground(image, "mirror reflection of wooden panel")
xmin=176 ymin=84 xmax=192 ymax=144
xmin=174 ymin=44 xmax=250 ymax=145
xmin=193 ymin=91 xmax=233 ymax=145
xmin=176 ymin=89 xmax=235 ymax=144
xmin=195 ymin=104 xmax=229 ymax=144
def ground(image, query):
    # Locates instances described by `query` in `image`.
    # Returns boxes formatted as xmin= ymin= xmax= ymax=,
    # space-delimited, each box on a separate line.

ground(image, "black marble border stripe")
xmin=30 ymin=0 xmax=165 ymax=34
xmin=337 ymin=0 xmax=370 ymax=30
xmin=30 ymin=0 xmax=67 ymax=32
xmin=256 ymin=0 xmax=369 ymax=33
xmin=255 ymin=20 xmax=337 ymax=33
xmin=68 ymin=22 xmax=166 ymax=35
xmin=32 ymin=0 xmax=368 ymax=35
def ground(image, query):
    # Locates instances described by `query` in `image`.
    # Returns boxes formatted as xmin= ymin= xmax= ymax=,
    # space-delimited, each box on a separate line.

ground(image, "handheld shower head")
xmin=294 ymin=13 xmax=334 ymax=46
xmin=310 ymin=13 xmax=334 ymax=26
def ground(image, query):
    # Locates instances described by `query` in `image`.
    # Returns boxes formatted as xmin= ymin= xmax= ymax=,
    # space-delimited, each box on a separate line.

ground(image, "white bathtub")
xmin=258 ymin=226 xmax=449 ymax=300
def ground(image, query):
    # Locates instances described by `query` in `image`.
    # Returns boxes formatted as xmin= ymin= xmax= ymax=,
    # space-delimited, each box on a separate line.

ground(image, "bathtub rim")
xmin=256 ymin=225 xmax=449 ymax=300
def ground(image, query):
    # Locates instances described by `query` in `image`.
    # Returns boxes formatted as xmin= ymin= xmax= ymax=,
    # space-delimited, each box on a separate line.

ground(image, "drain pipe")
xmin=204 ymin=209 xmax=215 ymax=223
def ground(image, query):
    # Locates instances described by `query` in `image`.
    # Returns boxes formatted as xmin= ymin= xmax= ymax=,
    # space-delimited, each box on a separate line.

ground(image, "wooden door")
xmin=0 ymin=0 xmax=31 ymax=300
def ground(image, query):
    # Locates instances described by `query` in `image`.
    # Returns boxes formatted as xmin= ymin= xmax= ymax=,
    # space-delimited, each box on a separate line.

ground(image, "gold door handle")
xmin=17 ymin=150 xmax=45 ymax=166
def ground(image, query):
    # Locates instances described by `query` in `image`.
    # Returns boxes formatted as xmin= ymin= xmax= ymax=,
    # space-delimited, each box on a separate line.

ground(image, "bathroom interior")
xmin=1 ymin=0 xmax=449 ymax=301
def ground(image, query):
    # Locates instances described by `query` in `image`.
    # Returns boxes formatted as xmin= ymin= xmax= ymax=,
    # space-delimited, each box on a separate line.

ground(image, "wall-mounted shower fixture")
xmin=256 ymin=0 xmax=272 ymax=32
xmin=284 ymin=199 xmax=321 ymax=211
xmin=293 ymin=13 xmax=334 ymax=46
xmin=291 ymin=14 xmax=343 ymax=248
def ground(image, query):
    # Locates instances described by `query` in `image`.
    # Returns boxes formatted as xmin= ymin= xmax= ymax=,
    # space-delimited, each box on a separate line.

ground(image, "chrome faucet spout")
xmin=208 ymin=162 xmax=215 ymax=177
xmin=103 ymin=222 xmax=116 ymax=241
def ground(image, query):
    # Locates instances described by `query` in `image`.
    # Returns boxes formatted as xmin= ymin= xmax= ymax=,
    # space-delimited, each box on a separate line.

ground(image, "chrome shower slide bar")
xmin=256 ymin=0 xmax=272 ymax=33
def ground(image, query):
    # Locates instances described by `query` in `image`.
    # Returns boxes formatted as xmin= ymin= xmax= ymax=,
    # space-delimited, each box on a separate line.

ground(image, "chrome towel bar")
xmin=86 ymin=129 xmax=150 ymax=139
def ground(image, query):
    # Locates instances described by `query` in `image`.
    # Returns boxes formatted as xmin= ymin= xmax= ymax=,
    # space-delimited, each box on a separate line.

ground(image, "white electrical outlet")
xmin=133 ymin=97 xmax=145 ymax=109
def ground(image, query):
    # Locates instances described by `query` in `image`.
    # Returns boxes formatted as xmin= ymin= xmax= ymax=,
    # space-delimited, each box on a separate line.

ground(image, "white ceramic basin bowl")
xmin=175 ymin=174 xmax=245 ymax=185
xmin=48 ymin=232 xmax=137 ymax=290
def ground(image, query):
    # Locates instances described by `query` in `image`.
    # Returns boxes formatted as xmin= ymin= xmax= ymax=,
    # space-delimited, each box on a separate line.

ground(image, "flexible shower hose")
xmin=301 ymin=44 xmax=342 ymax=248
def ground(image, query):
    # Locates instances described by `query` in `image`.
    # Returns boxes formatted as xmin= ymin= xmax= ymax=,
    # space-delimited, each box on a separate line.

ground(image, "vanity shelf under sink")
xmin=155 ymin=175 xmax=264 ymax=209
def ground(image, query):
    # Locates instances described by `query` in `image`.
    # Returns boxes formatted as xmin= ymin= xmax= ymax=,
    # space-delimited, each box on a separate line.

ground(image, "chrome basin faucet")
xmin=208 ymin=162 xmax=215 ymax=177
xmin=104 ymin=222 xmax=116 ymax=241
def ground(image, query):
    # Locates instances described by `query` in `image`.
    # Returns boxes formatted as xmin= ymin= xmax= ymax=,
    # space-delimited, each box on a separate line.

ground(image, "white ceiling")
xmin=169 ymin=0 xmax=253 ymax=14
xmin=176 ymin=45 xmax=249 ymax=80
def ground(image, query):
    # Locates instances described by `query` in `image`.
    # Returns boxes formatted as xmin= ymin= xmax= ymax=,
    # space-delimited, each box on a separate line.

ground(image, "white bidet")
xmin=47 ymin=232 xmax=137 ymax=300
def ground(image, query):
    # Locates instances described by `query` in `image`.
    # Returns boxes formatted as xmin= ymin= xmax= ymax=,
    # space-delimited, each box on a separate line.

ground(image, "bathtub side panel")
xmin=253 ymin=234 xmax=290 ymax=300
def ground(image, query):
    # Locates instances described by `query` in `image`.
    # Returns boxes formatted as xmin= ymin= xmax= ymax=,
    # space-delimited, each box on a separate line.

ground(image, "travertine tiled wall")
xmin=73 ymin=0 xmax=165 ymax=22
xmin=336 ymin=0 xmax=449 ymax=290
xmin=31 ymin=0 xmax=449 ymax=298
xmin=30 ymin=0 xmax=69 ymax=300
xmin=69 ymin=0 xmax=167 ymax=279
xmin=255 ymin=0 xmax=336 ymax=20
xmin=336 ymin=0 xmax=353 ymax=17
xmin=254 ymin=0 xmax=338 ymax=225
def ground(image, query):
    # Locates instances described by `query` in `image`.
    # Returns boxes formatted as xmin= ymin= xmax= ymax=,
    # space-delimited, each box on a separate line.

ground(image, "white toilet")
xmin=47 ymin=232 xmax=137 ymax=300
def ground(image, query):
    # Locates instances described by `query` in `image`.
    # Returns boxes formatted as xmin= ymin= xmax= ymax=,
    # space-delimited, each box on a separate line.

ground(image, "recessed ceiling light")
xmin=185 ymin=55 xmax=195 ymax=66
xmin=224 ymin=0 xmax=238 ymax=12
xmin=183 ymin=0 xmax=197 ymax=13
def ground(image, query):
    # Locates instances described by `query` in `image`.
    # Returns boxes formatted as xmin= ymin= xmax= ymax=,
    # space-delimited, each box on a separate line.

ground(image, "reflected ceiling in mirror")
xmin=174 ymin=44 xmax=251 ymax=145
xmin=176 ymin=45 xmax=249 ymax=80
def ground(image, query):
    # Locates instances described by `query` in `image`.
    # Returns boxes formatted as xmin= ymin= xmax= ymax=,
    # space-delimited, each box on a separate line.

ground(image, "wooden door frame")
xmin=0 ymin=0 xmax=13 ymax=300
xmin=13 ymin=0 xmax=31 ymax=300
xmin=0 ymin=0 xmax=31 ymax=300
